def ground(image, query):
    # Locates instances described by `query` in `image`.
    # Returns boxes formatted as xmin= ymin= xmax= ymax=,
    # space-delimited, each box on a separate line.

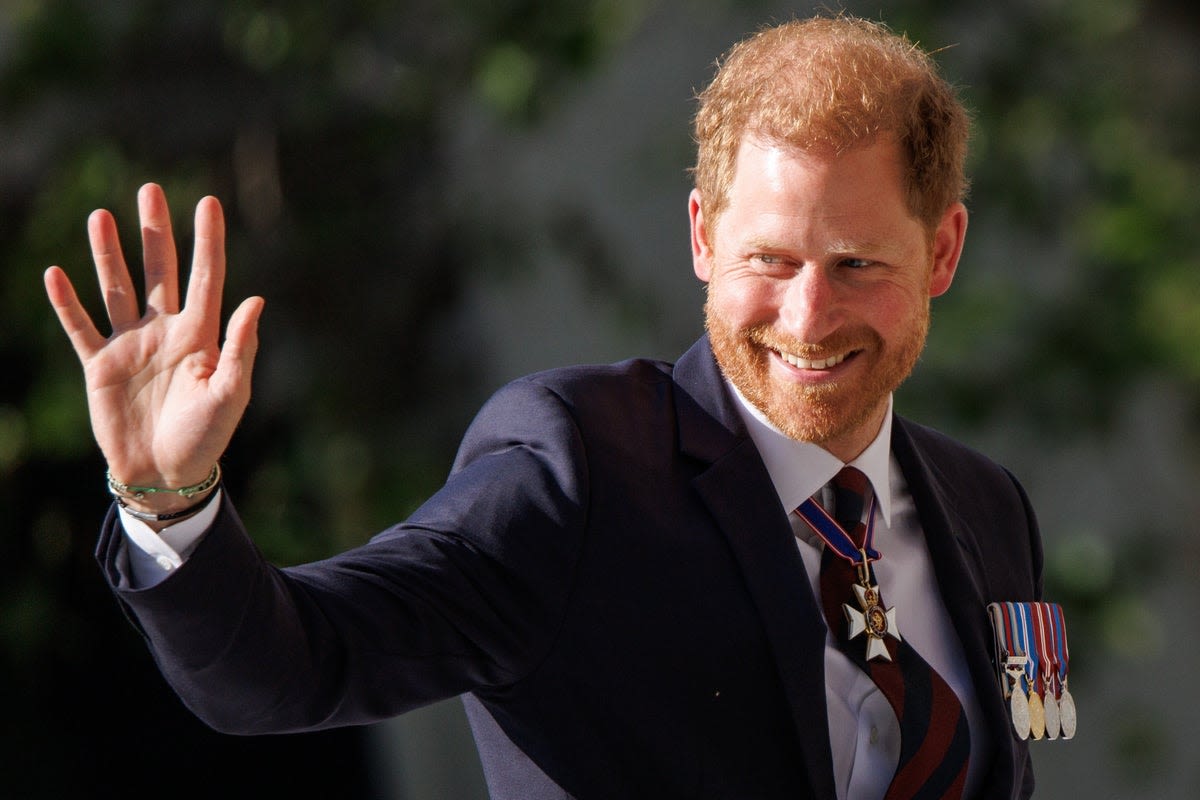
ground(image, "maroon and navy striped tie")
xmin=815 ymin=467 xmax=971 ymax=800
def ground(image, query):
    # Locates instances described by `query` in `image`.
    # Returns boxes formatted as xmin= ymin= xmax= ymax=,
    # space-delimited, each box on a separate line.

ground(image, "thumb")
xmin=212 ymin=296 xmax=265 ymax=403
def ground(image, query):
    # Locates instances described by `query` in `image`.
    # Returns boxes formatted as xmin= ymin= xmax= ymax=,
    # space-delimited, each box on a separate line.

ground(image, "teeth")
xmin=779 ymin=350 xmax=847 ymax=370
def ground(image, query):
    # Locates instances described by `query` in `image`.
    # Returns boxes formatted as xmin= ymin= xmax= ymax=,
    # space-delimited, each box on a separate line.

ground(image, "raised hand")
xmin=44 ymin=183 xmax=264 ymax=514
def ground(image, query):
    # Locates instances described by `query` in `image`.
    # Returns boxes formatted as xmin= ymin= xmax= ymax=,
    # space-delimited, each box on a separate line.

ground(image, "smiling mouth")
xmin=775 ymin=349 xmax=853 ymax=370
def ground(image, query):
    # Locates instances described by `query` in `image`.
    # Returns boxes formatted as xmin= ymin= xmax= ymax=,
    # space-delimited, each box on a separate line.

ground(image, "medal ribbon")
xmin=987 ymin=603 xmax=1011 ymax=688
xmin=1012 ymin=602 xmax=1039 ymax=695
xmin=987 ymin=604 xmax=1005 ymax=653
xmin=796 ymin=494 xmax=880 ymax=565
xmin=1032 ymin=603 xmax=1058 ymax=697
xmin=998 ymin=603 xmax=1023 ymax=670
xmin=1050 ymin=603 xmax=1070 ymax=687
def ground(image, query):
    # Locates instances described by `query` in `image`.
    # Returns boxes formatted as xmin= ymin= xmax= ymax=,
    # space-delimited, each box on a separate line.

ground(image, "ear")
xmin=689 ymin=188 xmax=713 ymax=283
xmin=929 ymin=202 xmax=967 ymax=297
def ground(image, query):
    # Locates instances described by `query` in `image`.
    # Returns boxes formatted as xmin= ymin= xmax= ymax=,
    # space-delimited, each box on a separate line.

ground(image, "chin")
xmin=761 ymin=386 xmax=881 ymax=446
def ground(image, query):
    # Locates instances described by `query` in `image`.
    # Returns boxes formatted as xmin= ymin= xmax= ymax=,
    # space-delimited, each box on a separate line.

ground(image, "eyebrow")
xmin=826 ymin=237 xmax=905 ymax=256
xmin=744 ymin=236 xmax=908 ymax=259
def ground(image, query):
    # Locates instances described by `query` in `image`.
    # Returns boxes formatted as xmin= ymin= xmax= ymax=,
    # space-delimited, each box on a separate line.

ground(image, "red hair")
xmin=693 ymin=15 xmax=971 ymax=233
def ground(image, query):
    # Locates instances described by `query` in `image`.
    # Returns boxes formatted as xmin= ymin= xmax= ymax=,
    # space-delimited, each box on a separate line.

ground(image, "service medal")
xmin=1059 ymin=684 xmax=1077 ymax=739
xmin=1043 ymin=680 xmax=1061 ymax=740
xmin=1032 ymin=604 xmax=1061 ymax=740
xmin=1012 ymin=602 xmax=1044 ymax=740
xmin=1028 ymin=686 xmax=1045 ymax=740
xmin=1009 ymin=677 xmax=1031 ymax=740
xmin=1050 ymin=603 xmax=1076 ymax=740
xmin=1002 ymin=654 xmax=1031 ymax=740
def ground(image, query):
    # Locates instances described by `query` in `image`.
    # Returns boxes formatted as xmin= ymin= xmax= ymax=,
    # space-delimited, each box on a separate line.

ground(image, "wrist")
xmin=116 ymin=483 xmax=220 ymax=524
xmin=106 ymin=463 xmax=222 ymax=515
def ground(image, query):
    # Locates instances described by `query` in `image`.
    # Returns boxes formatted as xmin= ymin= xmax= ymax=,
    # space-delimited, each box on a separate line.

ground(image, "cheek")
xmin=707 ymin=276 xmax=780 ymax=328
xmin=859 ymin=281 xmax=929 ymax=332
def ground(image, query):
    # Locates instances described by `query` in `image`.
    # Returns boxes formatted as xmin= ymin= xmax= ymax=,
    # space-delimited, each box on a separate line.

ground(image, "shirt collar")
xmin=727 ymin=380 xmax=895 ymax=527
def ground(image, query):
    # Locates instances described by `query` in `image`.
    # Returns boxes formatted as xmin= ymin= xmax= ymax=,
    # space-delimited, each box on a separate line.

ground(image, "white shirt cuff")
xmin=119 ymin=489 xmax=222 ymax=588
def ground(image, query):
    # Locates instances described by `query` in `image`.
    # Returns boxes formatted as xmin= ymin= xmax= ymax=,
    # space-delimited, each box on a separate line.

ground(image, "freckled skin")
xmin=690 ymin=136 xmax=967 ymax=461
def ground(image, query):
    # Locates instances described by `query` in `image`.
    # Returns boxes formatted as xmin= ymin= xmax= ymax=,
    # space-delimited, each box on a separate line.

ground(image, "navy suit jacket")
xmin=99 ymin=336 xmax=1041 ymax=799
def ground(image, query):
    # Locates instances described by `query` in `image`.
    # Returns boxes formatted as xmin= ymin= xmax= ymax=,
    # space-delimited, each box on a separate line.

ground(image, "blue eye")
xmin=751 ymin=254 xmax=793 ymax=267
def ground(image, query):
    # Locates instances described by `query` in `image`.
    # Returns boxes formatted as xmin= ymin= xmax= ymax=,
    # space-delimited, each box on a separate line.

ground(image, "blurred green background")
xmin=2 ymin=0 xmax=1198 ymax=797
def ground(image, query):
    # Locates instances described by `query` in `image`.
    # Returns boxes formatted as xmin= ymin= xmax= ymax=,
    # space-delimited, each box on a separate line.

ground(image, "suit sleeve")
xmin=95 ymin=378 xmax=590 ymax=734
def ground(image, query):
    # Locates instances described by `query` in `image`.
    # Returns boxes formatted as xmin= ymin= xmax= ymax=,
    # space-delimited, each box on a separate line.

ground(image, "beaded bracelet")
xmin=106 ymin=463 xmax=221 ymax=501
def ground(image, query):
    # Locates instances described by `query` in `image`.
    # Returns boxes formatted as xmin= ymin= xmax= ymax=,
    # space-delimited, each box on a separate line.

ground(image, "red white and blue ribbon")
xmin=795 ymin=494 xmax=881 ymax=565
xmin=991 ymin=601 xmax=1032 ymax=739
xmin=1012 ymin=602 xmax=1038 ymax=698
xmin=1036 ymin=604 xmax=1061 ymax=695
xmin=1050 ymin=602 xmax=1077 ymax=739
xmin=1050 ymin=603 xmax=1070 ymax=691
xmin=1032 ymin=602 xmax=1061 ymax=739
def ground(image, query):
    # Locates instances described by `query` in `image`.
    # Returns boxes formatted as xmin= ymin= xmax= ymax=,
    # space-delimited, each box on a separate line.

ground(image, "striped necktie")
xmin=809 ymin=467 xmax=971 ymax=800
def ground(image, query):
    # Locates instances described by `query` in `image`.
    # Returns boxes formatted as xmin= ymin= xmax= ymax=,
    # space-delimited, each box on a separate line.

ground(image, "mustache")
xmin=743 ymin=324 xmax=876 ymax=357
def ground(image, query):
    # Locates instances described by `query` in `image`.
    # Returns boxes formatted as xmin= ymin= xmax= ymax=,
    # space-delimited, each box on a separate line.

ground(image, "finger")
xmin=211 ymin=295 xmax=265 ymax=403
xmin=44 ymin=266 xmax=105 ymax=361
xmin=87 ymin=208 xmax=140 ymax=331
xmin=183 ymin=195 xmax=227 ymax=342
xmin=138 ymin=183 xmax=180 ymax=315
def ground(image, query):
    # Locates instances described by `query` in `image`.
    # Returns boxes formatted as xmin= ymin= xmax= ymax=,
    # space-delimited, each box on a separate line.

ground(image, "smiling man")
xmin=47 ymin=14 xmax=1041 ymax=800
xmin=693 ymin=134 xmax=965 ymax=461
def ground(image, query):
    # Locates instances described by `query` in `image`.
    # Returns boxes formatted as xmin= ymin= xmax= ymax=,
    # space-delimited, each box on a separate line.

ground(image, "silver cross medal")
xmin=843 ymin=551 xmax=901 ymax=661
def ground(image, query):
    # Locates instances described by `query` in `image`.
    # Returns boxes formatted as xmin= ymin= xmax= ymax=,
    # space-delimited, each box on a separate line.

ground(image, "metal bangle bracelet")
xmin=115 ymin=483 xmax=221 ymax=523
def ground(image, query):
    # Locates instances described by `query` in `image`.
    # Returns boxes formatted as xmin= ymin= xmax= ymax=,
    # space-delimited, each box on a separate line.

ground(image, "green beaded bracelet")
xmin=106 ymin=463 xmax=222 ymax=500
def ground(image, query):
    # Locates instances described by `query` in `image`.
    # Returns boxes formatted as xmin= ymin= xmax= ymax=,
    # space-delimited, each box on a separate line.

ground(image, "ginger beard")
xmin=705 ymin=291 xmax=930 ymax=447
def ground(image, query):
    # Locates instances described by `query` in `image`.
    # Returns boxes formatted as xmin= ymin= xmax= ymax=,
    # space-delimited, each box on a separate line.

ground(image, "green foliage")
xmin=913 ymin=0 xmax=1200 ymax=433
xmin=3 ymin=0 xmax=651 ymax=569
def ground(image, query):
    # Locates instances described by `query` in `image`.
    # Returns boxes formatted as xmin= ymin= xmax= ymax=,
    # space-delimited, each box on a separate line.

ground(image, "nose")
xmin=778 ymin=265 xmax=842 ymax=344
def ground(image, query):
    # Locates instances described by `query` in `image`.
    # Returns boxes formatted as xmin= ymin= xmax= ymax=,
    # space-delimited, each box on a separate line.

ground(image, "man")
xmin=44 ymin=15 xmax=1040 ymax=800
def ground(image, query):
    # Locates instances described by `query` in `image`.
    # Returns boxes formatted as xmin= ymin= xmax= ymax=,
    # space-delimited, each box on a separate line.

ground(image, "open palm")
xmin=44 ymin=183 xmax=264 ymax=501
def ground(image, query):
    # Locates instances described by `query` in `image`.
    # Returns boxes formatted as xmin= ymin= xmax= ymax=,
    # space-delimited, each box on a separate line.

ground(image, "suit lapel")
xmin=673 ymin=339 xmax=838 ymax=798
xmin=891 ymin=418 xmax=1019 ymax=800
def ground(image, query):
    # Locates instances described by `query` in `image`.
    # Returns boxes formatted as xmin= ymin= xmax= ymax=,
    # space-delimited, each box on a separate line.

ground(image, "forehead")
xmin=717 ymin=136 xmax=922 ymax=251
xmin=731 ymin=134 xmax=904 ymax=194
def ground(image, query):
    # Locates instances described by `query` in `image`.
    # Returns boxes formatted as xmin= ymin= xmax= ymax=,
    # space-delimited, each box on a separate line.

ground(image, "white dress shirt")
xmin=729 ymin=384 xmax=987 ymax=800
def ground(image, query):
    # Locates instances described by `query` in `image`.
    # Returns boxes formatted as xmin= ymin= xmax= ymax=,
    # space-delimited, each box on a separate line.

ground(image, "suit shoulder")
xmin=492 ymin=357 xmax=679 ymax=422
xmin=893 ymin=415 xmax=1037 ymax=528
xmin=464 ymin=357 xmax=685 ymax=465
xmin=461 ymin=357 xmax=678 ymax=446
xmin=894 ymin=415 xmax=1043 ymax=596
xmin=518 ymin=357 xmax=676 ymax=396
xmin=894 ymin=416 xmax=1017 ymax=485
